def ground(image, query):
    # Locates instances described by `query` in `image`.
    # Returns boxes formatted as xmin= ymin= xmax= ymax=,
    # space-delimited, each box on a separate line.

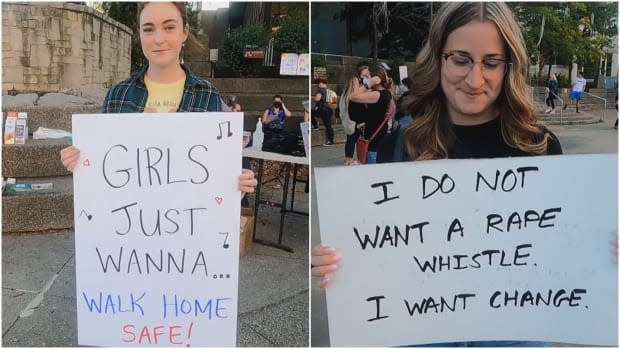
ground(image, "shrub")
xmin=219 ymin=26 xmax=270 ymax=77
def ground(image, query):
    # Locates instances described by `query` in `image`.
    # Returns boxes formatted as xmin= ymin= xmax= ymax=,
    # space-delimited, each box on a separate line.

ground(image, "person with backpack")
xmin=312 ymin=78 xmax=335 ymax=146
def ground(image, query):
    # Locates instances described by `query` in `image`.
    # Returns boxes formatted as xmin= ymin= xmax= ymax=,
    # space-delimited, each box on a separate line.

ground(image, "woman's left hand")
xmin=239 ymin=169 xmax=257 ymax=197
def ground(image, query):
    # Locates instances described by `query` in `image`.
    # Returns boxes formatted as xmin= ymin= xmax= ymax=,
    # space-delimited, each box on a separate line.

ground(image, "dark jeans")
xmin=345 ymin=129 xmax=359 ymax=157
xmin=317 ymin=109 xmax=334 ymax=143
xmin=545 ymin=94 xmax=555 ymax=109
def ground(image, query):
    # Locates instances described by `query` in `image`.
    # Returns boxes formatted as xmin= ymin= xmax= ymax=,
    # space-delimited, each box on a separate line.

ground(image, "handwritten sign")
xmin=297 ymin=53 xmax=309 ymax=76
xmin=299 ymin=121 xmax=309 ymax=156
xmin=280 ymin=53 xmax=299 ymax=76
xmin=399 ymin=65 xmax=408 ymax=82
xmin=72 ymin=113 xmax=242 ymax=347
xmin=279 ymin=53 xmax=310 ymax=76
xmin=315 ymin=154 xmax=618 ymax=346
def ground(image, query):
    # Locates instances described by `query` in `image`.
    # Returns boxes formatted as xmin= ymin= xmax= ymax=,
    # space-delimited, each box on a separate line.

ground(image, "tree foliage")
xmin=219 ymin=25 xmax=270 ymax=77
xmin=273 ymin=3 xmax=309 ymax=55
xmin=509 ymin=2 xmax=617 ymax=85
xmin=333 ymin=2 xmax=431 ymax=61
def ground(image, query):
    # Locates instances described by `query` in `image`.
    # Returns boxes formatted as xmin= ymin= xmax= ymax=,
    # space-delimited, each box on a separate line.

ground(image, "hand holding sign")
xmin=72 ymin=113 xmax=243 ymax=347
xmin=311 ymin=244 xmax=341 ymax=288
xmin=60 ymin=145 xmax=81 ymax=172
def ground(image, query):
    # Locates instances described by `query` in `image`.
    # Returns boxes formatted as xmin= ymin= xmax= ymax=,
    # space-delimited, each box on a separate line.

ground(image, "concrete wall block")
xmin=48 ymin=18 xmax=61 ymax=41
xmin=4 ymin=66 xmax=24 ymax=82
xmin=7 ymin=27 xmax=23 ymax=51
xmin=24 ymin=75 xmax=38 ymax=84
xmin=30 ymin=44 xmax=51 ymax=67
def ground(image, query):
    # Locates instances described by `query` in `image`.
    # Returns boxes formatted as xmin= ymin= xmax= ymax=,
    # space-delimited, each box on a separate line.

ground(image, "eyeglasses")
xmin=441 ymin=52 xmax=510 ymax=79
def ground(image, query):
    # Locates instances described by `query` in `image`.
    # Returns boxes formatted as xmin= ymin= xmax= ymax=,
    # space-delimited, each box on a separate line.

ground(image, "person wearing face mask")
xmin=349 ymin=65 xmax=395 ymax=164
xmin=262 ymin=95 xmax=291 ymax=130
xmin=358 ymin=65 xmax=371 ymax=87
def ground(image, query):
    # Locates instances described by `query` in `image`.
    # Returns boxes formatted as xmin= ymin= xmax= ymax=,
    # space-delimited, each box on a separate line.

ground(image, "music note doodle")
xmin=79 ymin=209 xmax=93 ymax=221
xmin=217 ymin=121 xmax=233 ymax=140
xmin=219 ymin=232 xmax=230 ymax=249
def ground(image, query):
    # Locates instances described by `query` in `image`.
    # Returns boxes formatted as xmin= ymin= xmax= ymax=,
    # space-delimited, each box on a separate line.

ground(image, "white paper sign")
xmin=297 ymin=53 xmax=310 ymax=76
xmin=280 ymin=53 xmax=299 ymax=76
xmin=399 ymin=65 xmax=408 ymax=82
xmin=299 ymin=121 xmax=309 ymax=157
xmin=315 ymin=154 xmax=618 ymax=347
xmin=73 ymin=113 xmax=242 ymax=347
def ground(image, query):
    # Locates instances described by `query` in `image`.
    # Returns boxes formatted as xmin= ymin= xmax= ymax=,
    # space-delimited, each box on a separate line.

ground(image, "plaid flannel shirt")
xmin=101 ymin=64 xmax=222 ymax=113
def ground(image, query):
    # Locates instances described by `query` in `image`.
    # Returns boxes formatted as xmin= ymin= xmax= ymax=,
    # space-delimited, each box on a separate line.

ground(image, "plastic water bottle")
xmin=252 ymin=118 xmax=263 ymax=150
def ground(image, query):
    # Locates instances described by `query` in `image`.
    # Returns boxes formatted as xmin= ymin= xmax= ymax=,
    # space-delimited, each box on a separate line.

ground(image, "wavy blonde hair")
xmin=341 ymin=77 xmax=361 ymax=115
xmin=402 ymin=2 xmax=550 ymax=160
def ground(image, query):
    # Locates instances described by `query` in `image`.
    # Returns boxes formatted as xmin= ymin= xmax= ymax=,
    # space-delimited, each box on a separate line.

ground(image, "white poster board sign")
xmin=280 ymin=53 xmax=299 ymax=76
xmin=315 ymin=154 xmax=618 ymax=347
xmin=399 ymin=65 xmax=408 ymax=82
xmin=297 ymin=53 xmax=310 ymax=76
xmin=299 ymin=121 xmax=310 ymax=156
xmin=73 ymin=113 xmax=242 ymax=347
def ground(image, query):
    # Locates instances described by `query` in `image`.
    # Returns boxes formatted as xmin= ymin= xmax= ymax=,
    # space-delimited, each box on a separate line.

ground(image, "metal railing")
xmin=582 ymin=91 xmax=607 ymax=122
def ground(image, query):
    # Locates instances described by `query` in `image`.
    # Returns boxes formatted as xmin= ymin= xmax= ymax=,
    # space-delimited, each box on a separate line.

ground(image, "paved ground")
xmin=2 ymin=172 xmax=309 ymax=347
xmin=310 ymin=114 xmax=619 ymax=347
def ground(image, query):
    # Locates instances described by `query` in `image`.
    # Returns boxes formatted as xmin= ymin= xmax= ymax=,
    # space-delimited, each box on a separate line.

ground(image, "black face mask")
xmin=274 ymin=102 xmax=282 ymax=108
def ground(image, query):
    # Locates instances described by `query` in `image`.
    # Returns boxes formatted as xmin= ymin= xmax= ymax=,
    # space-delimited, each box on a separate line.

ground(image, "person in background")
xmin=262 ymin=95 xmax=291 ymax=129
xmin=349 ymin=65 xmax=394 ymax=164
xmin=563 ymin=71 xmax=587 ymax=113
xmin=339 ymin=77 xmax=363 ymax=165
xmin=544 ymin=73 xmax=559 ymax=114
xmin=60 ymin=1 xmax=256 ymax=197
xmin=312 ymin=79 xmax=335 ymax=146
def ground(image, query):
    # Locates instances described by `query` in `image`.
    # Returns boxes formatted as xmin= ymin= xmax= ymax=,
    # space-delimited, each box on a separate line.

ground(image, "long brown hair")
xmin=402 ymin=2 xmax=549 ymax=160
xmin=137 ymin=2 xmax=189 ymax=27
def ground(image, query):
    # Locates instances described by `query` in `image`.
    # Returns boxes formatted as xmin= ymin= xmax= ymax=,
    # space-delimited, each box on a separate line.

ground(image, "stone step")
xmin=229 ymin=94 xmax=308 ymax=113
xmin=213 ymin=78 xmax=308 ymax=95
xmin=2 ymin=105 xmax=101 ymax=133
xmin=3 ymin=138 xmax=71 ymax=178
xmin=311 ymin=124 xmax=347 ymax=146
xmin=2 ymin=176 xmax=74 ymax=232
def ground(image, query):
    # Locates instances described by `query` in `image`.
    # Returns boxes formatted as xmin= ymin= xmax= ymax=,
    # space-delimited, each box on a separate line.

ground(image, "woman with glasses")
xmin=313 ymin=2 xmax=563 ymax=346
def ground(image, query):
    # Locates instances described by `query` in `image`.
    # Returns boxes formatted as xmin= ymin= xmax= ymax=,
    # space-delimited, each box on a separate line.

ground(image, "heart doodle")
xmin=83 ymin=159 xmax=90 ymax=167
xmin=215 ymin=196 xmax=223 ymax=205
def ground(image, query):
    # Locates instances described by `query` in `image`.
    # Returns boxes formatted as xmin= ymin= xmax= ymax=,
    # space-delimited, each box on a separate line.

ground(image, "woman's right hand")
xmin=60 ymin=145 xmax=80 ymax=172
xmin=311 ymin=244 xmax=341 ymax=288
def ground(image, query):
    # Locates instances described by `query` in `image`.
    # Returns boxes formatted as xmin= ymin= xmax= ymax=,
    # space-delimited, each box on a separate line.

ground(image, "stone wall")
xmin=2 ymin=2 xmax=132 ymax=94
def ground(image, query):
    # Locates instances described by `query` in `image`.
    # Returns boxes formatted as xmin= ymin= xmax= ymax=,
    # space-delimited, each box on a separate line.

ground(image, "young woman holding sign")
xmin=312 ymin=2 xmax=569 ymax=346
xmin=60 ymin=2 xmax=256 ymax=194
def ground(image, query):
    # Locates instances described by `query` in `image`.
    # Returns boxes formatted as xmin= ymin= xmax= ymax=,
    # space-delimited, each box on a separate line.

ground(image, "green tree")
xmin=510 ymin=2 xmax=617 ymax=85
xmin=219 ymin=26 xmax=270 ymax=77
xmin=273 ymin=3 xmax=309 ymax=55
xmin=101 ymin=2 xmax=144 ymax=72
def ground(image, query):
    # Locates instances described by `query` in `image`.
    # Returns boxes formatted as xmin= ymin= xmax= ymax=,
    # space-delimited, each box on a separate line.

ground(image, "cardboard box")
xmin=239 ymin=213 xmax=254 ymax=257
xmin=4 ymin=111 xmax=17 ymax=144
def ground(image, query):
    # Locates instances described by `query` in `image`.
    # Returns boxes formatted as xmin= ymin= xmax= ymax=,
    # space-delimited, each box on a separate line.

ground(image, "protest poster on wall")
xmin=299 ymin=121 xmax=310 ymax=156
xmin=315 ymin=154 xmax=618 ymax=347
xmin=280 ymin=53 xmax=299 ymax=76
xmin=72 ymin=113 xmax=242 ymax=347
xmin=297 ymin=53 xmax=310 ymax=76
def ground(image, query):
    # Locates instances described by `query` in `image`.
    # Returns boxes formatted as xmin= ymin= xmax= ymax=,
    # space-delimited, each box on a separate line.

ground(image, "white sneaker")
xmin=544 ymin=108 xmax=552 ymax=113
xmin=549 ymin=109 xmax=556 ymax=114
